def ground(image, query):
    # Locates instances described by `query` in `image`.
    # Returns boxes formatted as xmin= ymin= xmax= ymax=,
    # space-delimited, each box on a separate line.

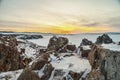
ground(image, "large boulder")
xmin=86 ymin=44 xmax=120 ymax=80
xmin=80 ymin=38 xmax=93 ymax=46
xmin=47 ymin=36 xmax=69 ymax=52
xmin=0 ymin=36 xmax=22 ymax=72
xmin=95 ymin=34 xmax=113 ymax=44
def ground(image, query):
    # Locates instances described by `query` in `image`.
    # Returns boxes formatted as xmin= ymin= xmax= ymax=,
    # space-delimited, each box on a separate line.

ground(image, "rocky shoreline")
xmin=0 ymin=34 xmax=120 ymax=80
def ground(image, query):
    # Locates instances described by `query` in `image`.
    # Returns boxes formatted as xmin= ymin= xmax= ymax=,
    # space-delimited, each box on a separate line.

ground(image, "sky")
xmin=0 ymin=0 xmax=120 ymax=34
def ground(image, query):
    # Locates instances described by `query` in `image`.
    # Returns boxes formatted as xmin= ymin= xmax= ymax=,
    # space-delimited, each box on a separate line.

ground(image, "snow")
xmin=102 ymin=43 xmax=120 ymax=51
xmin=28 ymin=35 xmax=51 ymax=47
xmin=50 ymin=54 xmax=91 ymax=73
xmin=17 ymin=43 xmax=37 ymax=60
xmin=82 ymin=46 xmax=91 ymax=50
xmin=0 ymin=69 xmax=23 ymax=80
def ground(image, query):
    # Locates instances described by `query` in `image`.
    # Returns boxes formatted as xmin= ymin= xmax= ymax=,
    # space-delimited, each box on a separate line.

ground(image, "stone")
xmin=66 ymin=44 xmax=76 ymax=52
xmin=95 ymin=34 xmax=113 ymax=44
xmin=40 ymin=64 xmax=54 ymax=80
xmin=80 ymin=38 xmax=93 ymax=46
xmin=86 ymin=44 xmax=120 ymax=80
xmin=47 ymin=36 xmax=69 ymax=52
xmin=17 ymin=68 xmax=40 ymax=80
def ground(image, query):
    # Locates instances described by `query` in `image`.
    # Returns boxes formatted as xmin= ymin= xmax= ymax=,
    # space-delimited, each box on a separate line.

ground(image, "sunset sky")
xmin=0 ymin=0 xmax=120 ymax=34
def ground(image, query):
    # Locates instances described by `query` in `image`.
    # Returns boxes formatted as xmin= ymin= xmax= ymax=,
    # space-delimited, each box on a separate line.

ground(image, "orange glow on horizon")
xmin=0 ymin=24 xmax=110 ymax=34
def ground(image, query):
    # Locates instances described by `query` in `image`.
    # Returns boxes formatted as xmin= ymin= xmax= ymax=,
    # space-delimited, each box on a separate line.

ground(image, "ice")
xmin=50 ymin=54 xmax=91 ymax=73
xmin=0 ymin=69 xmax=23 ymax=80
xmin=102 ymin=43 xmax=120 ymax=51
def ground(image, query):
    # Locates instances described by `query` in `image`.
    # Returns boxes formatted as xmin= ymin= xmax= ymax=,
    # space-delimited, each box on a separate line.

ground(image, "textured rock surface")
xmin=80 ymin=38 xmax=93 ymax=46
xmin=17 ymin=68 xmax=40 ymax=80
xmin=86 ymin=44 xmax=120 ymax=80
xmin=47 ymin=36 xmax=69 ymax=52
xmin=0 ymin=36 xmax=22 ymax=72
xmin=66 ymin=44 xmax=76 ymax=52
xmin=95 ymin=34 xmax=113 ymax=44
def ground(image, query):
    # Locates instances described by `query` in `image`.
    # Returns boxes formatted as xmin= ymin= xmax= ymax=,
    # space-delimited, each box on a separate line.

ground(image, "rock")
xmin=88 ymin=45 xmax=105 ymax=69
xmin=81 ymin=49 xmax=91 ymax=58
xmin=0 ymin=36 xmax=30 ymax=72
xmin=95 ymin=34 xmax=113 ymax=44
xmin=40 ymin=64 xmax=54 ymax=80
xmin=85 ymin=70 xmax=101 ymax=80
xmin=66 ymin=44 xmax=76 ymax=52
xmin=31 ymin=58 xmax=48 ymax=70
xmin=17 ymin=68 xmax=40 ymax=80
xmin=86 ymin=44 xmax=120 ymax=80
xmin=0 ymin=36 xmax=17 ymax=48
xmin=18 ymin=34 xmax=43 ymax=40
xmin=47 ymin=36 xmax=69 ymax=52
xmin=80 ymin=38 xmax=93 ymax=46
xmin=118 ymin=42 xmax=120 ymax=45
xmin=69 ymin=71 xmax=84 ymax=80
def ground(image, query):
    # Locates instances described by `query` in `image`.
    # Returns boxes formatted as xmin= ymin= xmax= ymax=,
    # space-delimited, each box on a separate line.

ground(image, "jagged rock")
xmin=66 ymin=44 xmax=76 ymax=52
xmin=31 ymin=58 xmax=48 ymax=70
xmin=0 ymin=36 xmax=17 ymax=48
xmin=17 ymin=68 xmax=40 ymax=80
xmin=80 ymin=38 xmax=93 ymax=46
xmin=88 ymin=45 xmax=105 ymax=69
xmin=0 ymin=44 xmax=20 ymax=72
xmin=51 ymin=69 xmax=83 ymax=80
xmin=40 ymin=64 xmax=54 ymax=80
xmin=95 ymin=34 xmax=113 ymax=44
xmin=69 ymin=71 xmax=84 ymax=80
xmin=86 ymin=44 xmax=120 ymax=80
xmin=81 ymin=49 xmax=91 ymax=58
xmin=0 ymin=36 xmax=30 ymax=72
xmin=85 ymin=70 xmax=101 ymax=80
xmin=18 ymin=34 xmax=43 ymax=40
xmin=47 ymin=36 xmax=69 ymax=52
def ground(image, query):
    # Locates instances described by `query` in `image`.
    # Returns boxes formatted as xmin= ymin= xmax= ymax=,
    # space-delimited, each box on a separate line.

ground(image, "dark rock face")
xmin=0 ymin=36 xmax=21 ymax=72
xmin=69 ymin=71 xmax=84 ymax=80
xmin=47 ymin=36 xmax=69 ymax=52
xmin=95 ymin=34 xmax=113 ymax=44
xmin=66 ymin=45 xmax=76 ymax=52
xmin=31 ymin=59 xmax=48 ymax=70
xmin=40 ymin=64 xmax=54 ymax=80
xmin=118 ymin=42 xmax=120 ymax=45
xmin=86 ymin=45 xmax=120 ymax=80
xmin=80 ymin=38 xmax=93 ymax=46
xmin=81 ymin=49 xmax=91 ymax=58
xmin=17 ymin=69 xmax=40 ymax=80
xmin=18 ymin=35 xmax=43 ymax=40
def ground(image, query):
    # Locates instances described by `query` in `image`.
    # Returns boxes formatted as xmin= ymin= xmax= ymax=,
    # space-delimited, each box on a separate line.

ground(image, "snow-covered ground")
xmin=28 ymin=34 xmax=120 ymax=51
xmin=0 ymin=33 xmax=120 ymax=80
xmin=50 ymin=53 xmax=91 ymax=73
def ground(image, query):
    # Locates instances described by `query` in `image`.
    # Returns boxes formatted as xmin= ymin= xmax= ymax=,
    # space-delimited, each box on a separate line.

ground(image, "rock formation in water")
xmin=95 ymin=34 xmax=113 ymax=44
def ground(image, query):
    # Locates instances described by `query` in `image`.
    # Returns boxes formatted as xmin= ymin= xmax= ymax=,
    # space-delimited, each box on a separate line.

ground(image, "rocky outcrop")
xmin=17 ymin=68 xmax=40 ymax=80
xmin=86 ymin=44 xmax=120 ymax=80
xmin=0 ymin=36 xmax=21 ymax=72
xmin=47 ymin=36 xmax=69 ymax=52
xmin=18 ymin=34 xmax=43 ymax=40
xmin=66 ymin=44 xmax=76 ymax=52
xmin=80 ymin=38 xmax=93 ymax=46
xmin=40 ymin=64 xmax=54 ymax=80
xmin=95 ymin=34 xmax=113 ymax=44
xmin=0 ymin=36 xmax=17 ymax=48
